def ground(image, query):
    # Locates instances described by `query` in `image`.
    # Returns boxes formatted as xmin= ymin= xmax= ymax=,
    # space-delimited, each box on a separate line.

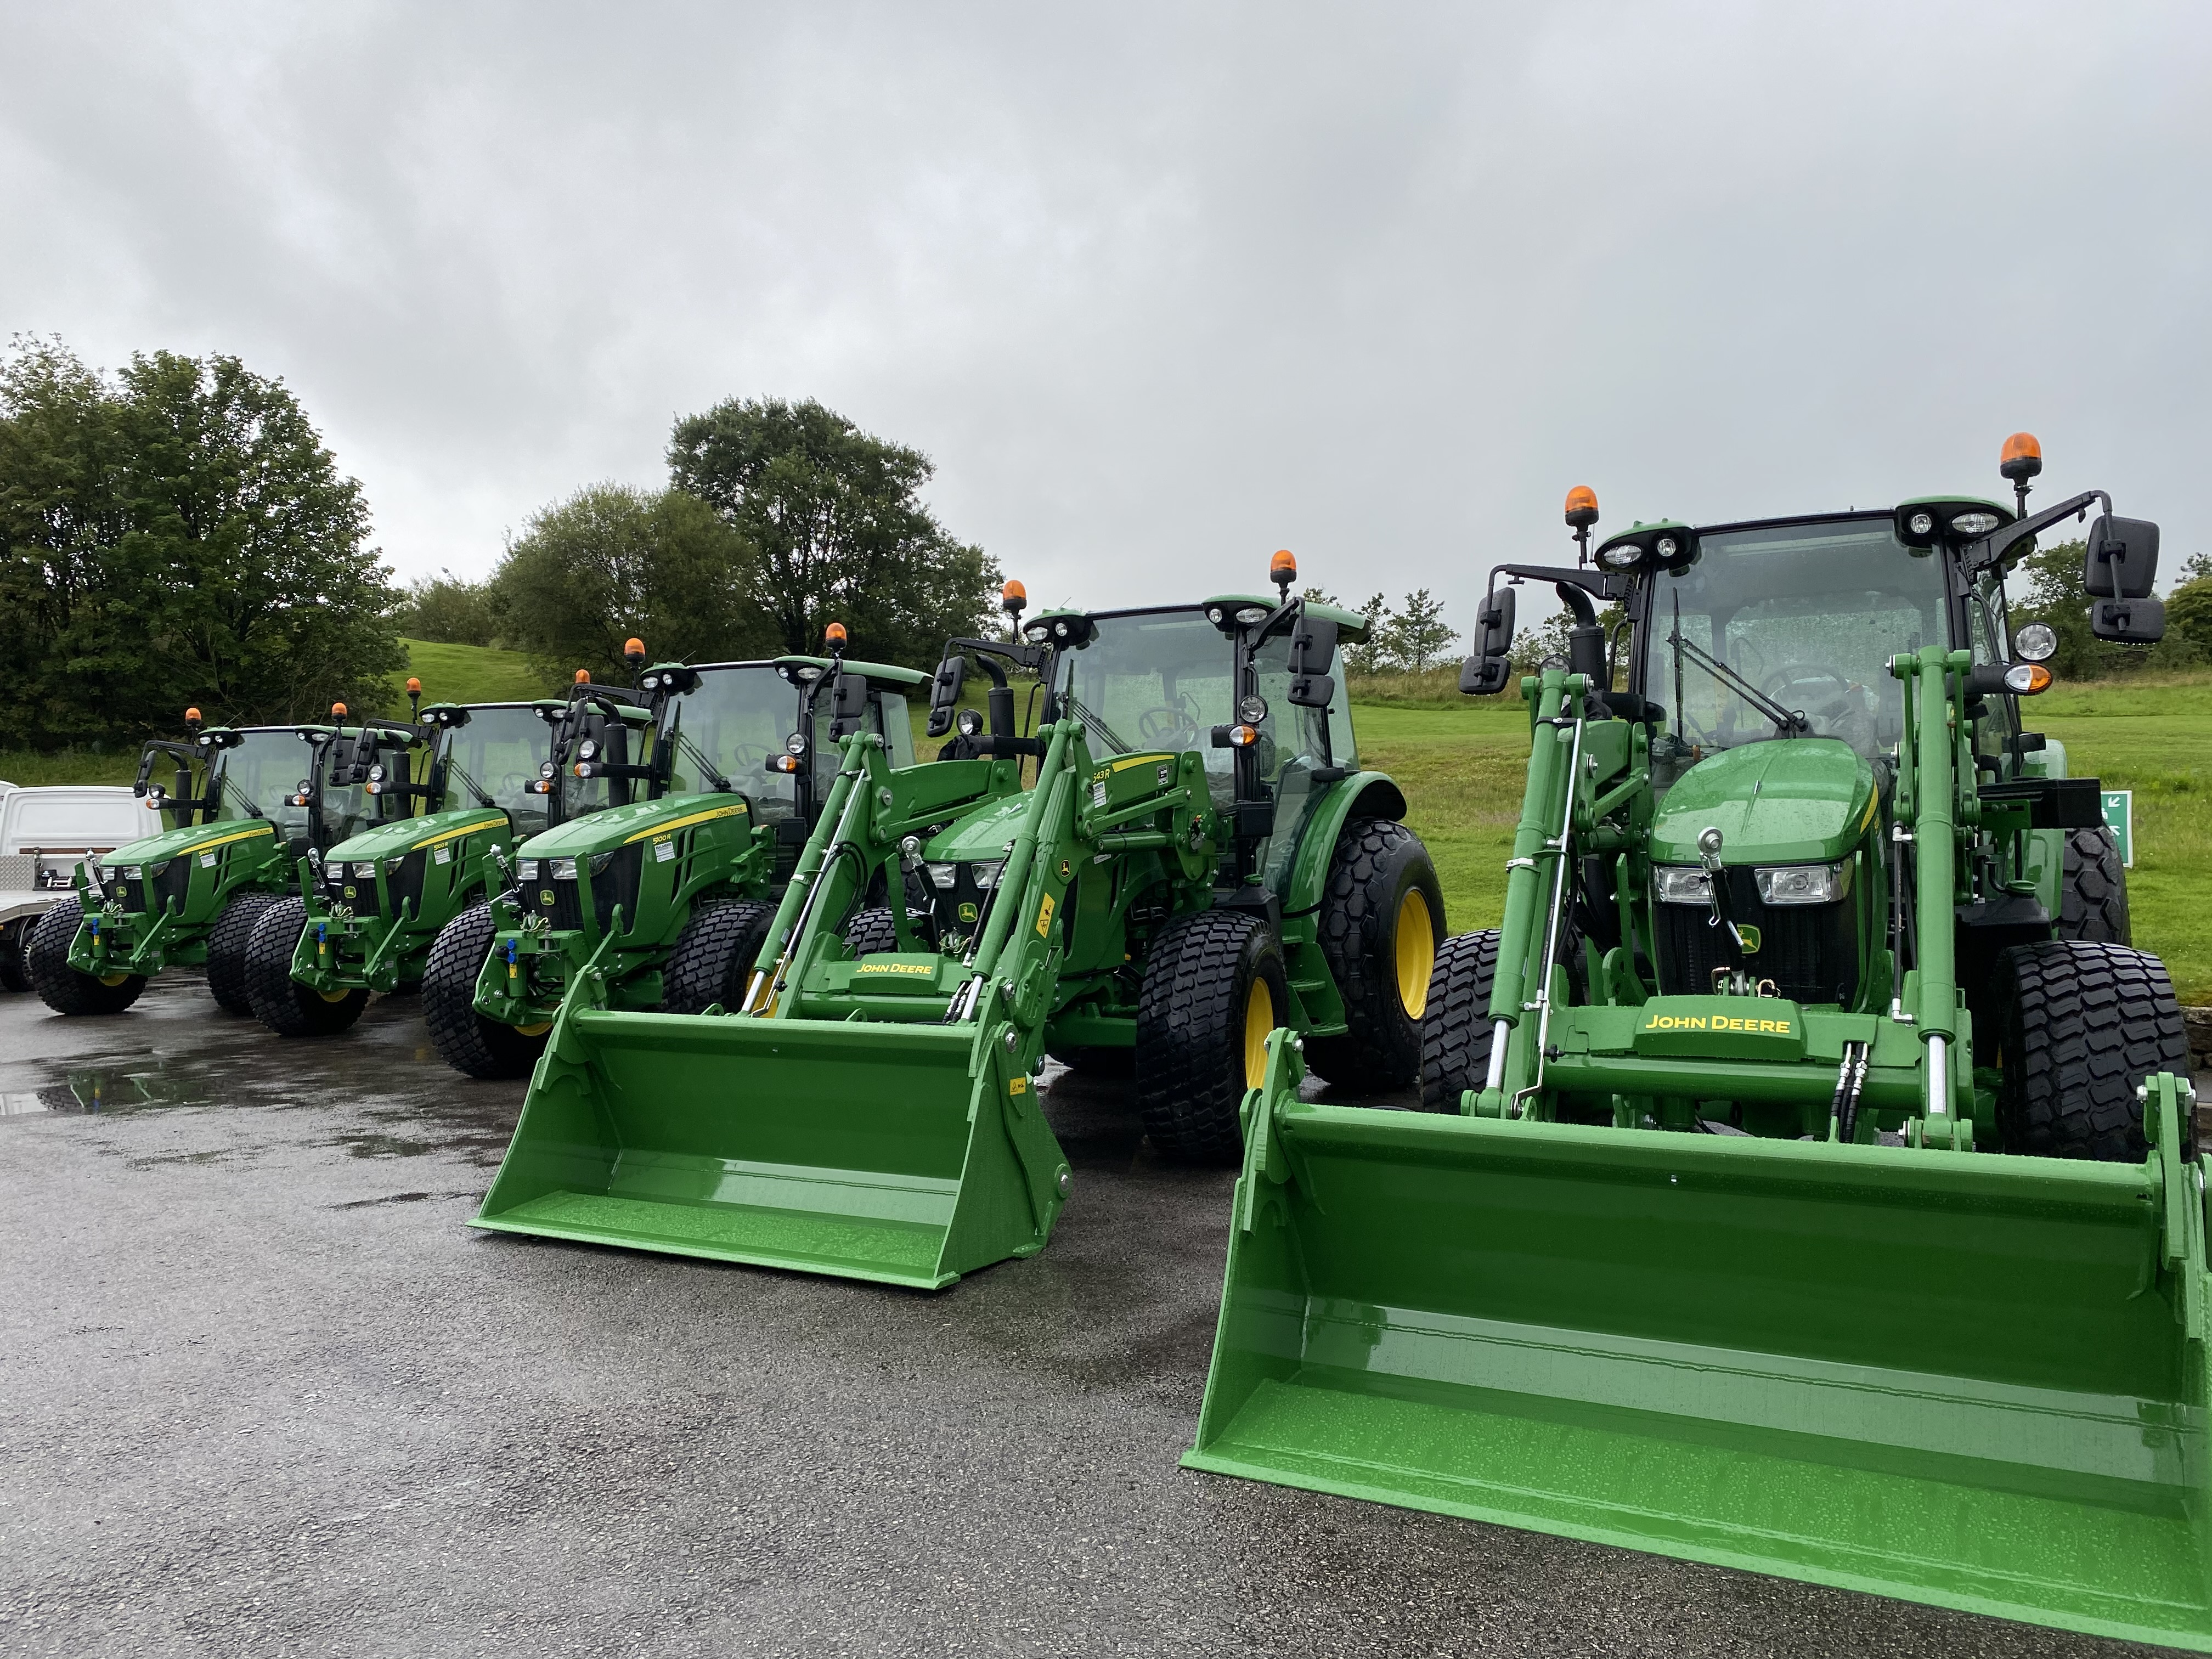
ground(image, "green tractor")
xmin=239 ymin=681 xmax=577 ymax=1036
xmin=1187 ymin=440 xmax=2205 ymax=1650
xmin=469 ymin=557 xmax=1444 ymax=1288
xmin=28 ymin=703 xmax=415 ymax=1017
xmin=421 ymin=634 xmax=931 ymax=1079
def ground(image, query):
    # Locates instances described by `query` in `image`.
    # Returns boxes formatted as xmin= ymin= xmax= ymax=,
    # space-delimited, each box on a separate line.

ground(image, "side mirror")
xmin=2083 ymin=514 xmax=2159 ymax=599
xmin=1286 ymin=617 xmax=1339 ymax=708
xmin=1476 ymin=588 xmax=1516 ymax=658
xmin=1460 ymin=656 xmax=1514 ymax=696
xmin=829 ymin=671 xmax=869 ymax=738
xmin=927 ymin=655 xmax=967 ymax=737
xmin=2090 ymin=595 xmax=2165 ymax=644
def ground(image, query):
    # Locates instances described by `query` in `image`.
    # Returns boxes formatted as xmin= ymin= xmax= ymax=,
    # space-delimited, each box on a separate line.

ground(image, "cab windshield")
xmin=437 ymin=706 xmax=555 ymax=837
xmin=210 ymin=731 xmax=312 ymax=847
xmin=661 ymin=667 xmax=801 ymax=821
xmin=1638 ymin=517 xmax=1944 ymax=760
xmin=1056 ymin=609 xmax=1354 ymax=812
xmin=318 ymin=735 xmax=409 ymax=847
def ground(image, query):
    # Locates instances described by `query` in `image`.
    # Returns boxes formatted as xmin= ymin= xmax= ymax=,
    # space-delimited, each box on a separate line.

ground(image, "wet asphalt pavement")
xmin=0 ymin=977 xmax=2174 ymax=1658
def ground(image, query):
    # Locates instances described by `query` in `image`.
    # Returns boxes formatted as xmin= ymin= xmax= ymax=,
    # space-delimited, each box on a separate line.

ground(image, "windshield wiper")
xmin=1062 ymin=693 xmax=1134 ymax=756
xmin=1667 ymin=614 xmax=1807 ymax=737
xmin=675 ymin=731 xmax=732 ymax=793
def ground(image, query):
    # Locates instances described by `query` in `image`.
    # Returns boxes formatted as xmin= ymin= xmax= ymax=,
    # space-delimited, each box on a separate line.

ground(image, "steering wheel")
xmin=1137 ymin=698 xmax=1204 ymax=743
xmin=721 ymin=743 xmax=775 ymax=774
xmin=1762 ymin=664 xmax=1857 ymax=722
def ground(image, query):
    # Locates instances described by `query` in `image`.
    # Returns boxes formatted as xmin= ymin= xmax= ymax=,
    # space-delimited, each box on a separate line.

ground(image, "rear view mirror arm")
xmin=1963 ymin=489 xmax=2110 ymax=573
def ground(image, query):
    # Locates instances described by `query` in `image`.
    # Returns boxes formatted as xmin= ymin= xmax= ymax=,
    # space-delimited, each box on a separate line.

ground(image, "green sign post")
xmin=2101 ymin=788 xmax=2134 ymax=868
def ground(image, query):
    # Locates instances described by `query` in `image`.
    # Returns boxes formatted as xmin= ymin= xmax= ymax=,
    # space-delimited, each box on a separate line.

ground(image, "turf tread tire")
xmin=1993 ymin=939 xmax=2187 ymax=1161
xmin=2057 ymin=826 xmax=2130 ymax=944
xmin=843 ymin=906 xmax=900 ymax=956
xmin=245 ymin=896 xmax=369 ymax=1036
xmin=423 ymin=901 xmax=545 ymax=1080
xmin=1301 ymin=818 xmax=1445 ymax=1088
xmin=206 ymin=890 xmax=279 ymax=1014
xmin=1135 ymin=909 xmax=1288 ymax=1163
xmin=1418 ymin=929 xmax=1502 ymax=1113
xmin=27 ymin=899 xmax=145 ymax=1015
xmin=661 ymin=900 xmax=778 ymax=1014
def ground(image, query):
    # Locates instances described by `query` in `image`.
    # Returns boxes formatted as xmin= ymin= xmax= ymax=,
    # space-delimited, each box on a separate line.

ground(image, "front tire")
xmin=424 ymin=901 xmax=546 ymax=1080
xmin=1135 ymin=910 xmax=1289 ymax=1163
xmin=2057 ymin=826 xmax=2130 ymax=944
xmin=245 ymin=897 xmax=369 ymax=1037
xmin=1418 ymin=929 xmax=1501 ymax=1113
xmin=206 ymin=890 xmax=279 ymax=1014
xmin=1992 ymin=940 xmax=2187 ymax=1161
xmin=843 ymin=906 xmax=899 ymax=956
xmin=0 ymin=921 xmax=31 ymax=992
xmin=1302 ymin=819 xmax=1445 ymax=1088
xmin=27 ymin=899 xmax=144 ymax=1015
xmin=661 ymin=900 xmax=777 ymax=1015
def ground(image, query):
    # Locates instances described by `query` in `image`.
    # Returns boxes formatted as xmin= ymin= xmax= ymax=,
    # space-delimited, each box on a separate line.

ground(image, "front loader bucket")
xmin=473 ymin=1009 xmax=1069 ymax=1289
xmin=1190 ymin=1052 xmax=2212 ymax=1650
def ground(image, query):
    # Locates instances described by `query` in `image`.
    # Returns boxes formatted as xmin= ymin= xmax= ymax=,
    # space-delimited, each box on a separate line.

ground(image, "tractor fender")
xmin=1279 ymin=772 xmax=1407 ymax=918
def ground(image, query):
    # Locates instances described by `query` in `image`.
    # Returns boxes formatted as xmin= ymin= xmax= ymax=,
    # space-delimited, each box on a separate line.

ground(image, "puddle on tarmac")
xmin=0 ymin=1063 xmax=213 ymax=1116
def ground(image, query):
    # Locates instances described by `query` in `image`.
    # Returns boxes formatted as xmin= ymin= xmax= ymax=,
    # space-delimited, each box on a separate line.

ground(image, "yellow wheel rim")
xmin=1395 ymin=889 xmax=1435 ymax=1019
xmin=1243 ymin=978 xmax=1274 ymax=1090
xmin=318 ymin=988 xmax=352 ymax=1003
xmin=514 ymin=1021 xmax=552 ymax=1037
xmin=98 ymin=973 xmax=130 ymax=988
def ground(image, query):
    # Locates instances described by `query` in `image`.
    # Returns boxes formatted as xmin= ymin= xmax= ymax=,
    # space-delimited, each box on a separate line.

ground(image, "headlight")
xmin=1234 ymin=606 xmax=1269 ymax=625
xmin=956 ymin=709 xmax=984 ymax=737
xmin=550 ymin=859 xmax=578 ymax=881
xmin=353 ymin=863 xmax=377 ymax=880
xmin=926 ymin=862 xmax=959 ymax=889
xmin=368 ymin=763 xmax=386 ymax=783
xmin=640 ymin=674 xmax=661 ymax=691
xmin=970 ymin=860 xmax=1006 ymax=891
xmin=578 ymin=738 xmax=599 ymax=761
xmin=516 ymin=860 xmax=540 ymax=880
xmin=1949 ymin=511 xmax=2002 ymax=537
xmin=1907 ymin=511 xmax=1935 ymax=537
xmin=2013 ymin=621 xmax=2057 ymax=662
xmin=1238 ymin=693 xmax=1268 ymax=724
xmin=1653 ymin=866 xmax=1711 ymax=905
xmin=121 ymin=865 xmax=144 ymax=881
xmin=1753 ymin=863 xmax=1847 ymax=905
xmin=785 ymin=732 xmax=808 ymax=757
xmin=385 ymin=856 xmax=406 ymax=875
xmin=1598 ymin=541 xmax=1641 ymax=569
xmin=589 ymin=850 xmax=615 ymax=876
xmin=539 ymin=761 xmax=557 ymax=780
xmin=1654 ymin=534 xmax=1680 ymax=560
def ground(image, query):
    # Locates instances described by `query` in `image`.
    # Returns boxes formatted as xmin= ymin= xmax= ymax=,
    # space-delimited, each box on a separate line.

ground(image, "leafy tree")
xmin=398 ymin=571 xmax=506 ymax=647
xmin=1378 ymin=588 xmax=1458 ymax=674
xmin=668 ymin=397 xmax=998 ymax=666
xmin=488 ymin=484 xmax=774 ymax=684
xmin=2168 ymin=552 xmax=2212 ymax=657
xmin=0 ymin=337 xmax=402 ymax=746
xmin=1341 ymin=592 xmax=1390 ymax=675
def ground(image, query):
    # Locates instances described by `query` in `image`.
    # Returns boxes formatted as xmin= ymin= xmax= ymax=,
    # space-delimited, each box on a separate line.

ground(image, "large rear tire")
xmin=2057 ymin=826 xmax=2130 ymax=944
xmin=1301 ymin=819 xmax=1445 ymax=1089
xmin=1418 ymin=929 xmax=1501 ymax=1113
xmin=245 ymin=897 xmax=369 ymax=1037
xmin=661 ymin=900 xmax=777 ymax=1015
xmin=423 ymin=901 xmax=545 ymax=1080
xmin=1992 ymin=940 xmax=2187 ymax=1161
xmin=27 ymin=899 xmax=144 ymax=1015
xmin=1136 ymin=910 xmax=1289 ymax=1163
xmin=206 ymin=890 xmax=278 ymax=1014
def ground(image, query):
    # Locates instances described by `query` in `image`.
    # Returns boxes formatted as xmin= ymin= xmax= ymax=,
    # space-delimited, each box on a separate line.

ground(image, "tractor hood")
xmin=323 ymin=808 xmax=509 ymax=867
xmin=924 ymin=792 xmax=1032 ymax=863
xmin=1648 ymin=739 xmax=1875 ymax=866
xmin=94 ymin=816 xmax=278 ymax=872
xmin=511 ymin=792 xmax=750 ymax=859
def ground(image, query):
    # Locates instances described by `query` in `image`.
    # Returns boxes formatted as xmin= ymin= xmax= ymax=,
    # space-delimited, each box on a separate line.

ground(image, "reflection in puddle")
xmin=0 ymin=1064 xmax=213 ymax=1116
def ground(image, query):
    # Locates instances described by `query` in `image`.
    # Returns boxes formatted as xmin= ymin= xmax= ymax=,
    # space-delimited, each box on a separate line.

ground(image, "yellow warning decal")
xmin=1009 ymin=1077 xmax=1028 ymax=1095
xmin=1035 ymin=893 xmax=1056 ymax=936
xmin=624 ymin=803 xmax=748 ymax=844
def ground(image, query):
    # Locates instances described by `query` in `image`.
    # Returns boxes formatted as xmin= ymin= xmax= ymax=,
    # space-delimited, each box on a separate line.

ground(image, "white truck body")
xmin=1 ymin=786 xmax=149 ymax=929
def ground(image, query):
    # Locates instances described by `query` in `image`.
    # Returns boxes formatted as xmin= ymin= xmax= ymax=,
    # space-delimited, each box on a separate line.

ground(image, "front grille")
xmin=388 ymin=850 xmax=428 ymax=918
xmin=1655 ymin=869 xmax=1857 ymax=1006
xmin=545 ymin=877 xmax=585 ymax=930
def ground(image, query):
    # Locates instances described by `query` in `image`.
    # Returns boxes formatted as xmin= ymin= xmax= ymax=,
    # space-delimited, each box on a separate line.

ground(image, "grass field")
xmin=7 ymin=646 xmax=2205 ymax=1000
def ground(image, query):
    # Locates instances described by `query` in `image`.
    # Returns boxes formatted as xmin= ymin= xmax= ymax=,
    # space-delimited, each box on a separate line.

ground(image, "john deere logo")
xmin=343 ymin=885 xmax=357 ymax=899
xmin=855 ymin=961 xmax=933 ymax=977
xmin=1639 ymin=1012 xmax=1794 ymax=1036
xmin=1057 ymin=859 xmax=1071 ymax=882
xmin=540 ymin=889 xmax=555 ymax=905
xmin=958 ymin=902 xmax=978 ymax=923
xmin=1737 ymin=923 xmax=1763 ymax=954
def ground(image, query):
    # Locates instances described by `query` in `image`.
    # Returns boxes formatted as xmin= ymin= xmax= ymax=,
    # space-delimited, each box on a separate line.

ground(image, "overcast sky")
xmin=5 ymin=1 xmax=2208 ymax=633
